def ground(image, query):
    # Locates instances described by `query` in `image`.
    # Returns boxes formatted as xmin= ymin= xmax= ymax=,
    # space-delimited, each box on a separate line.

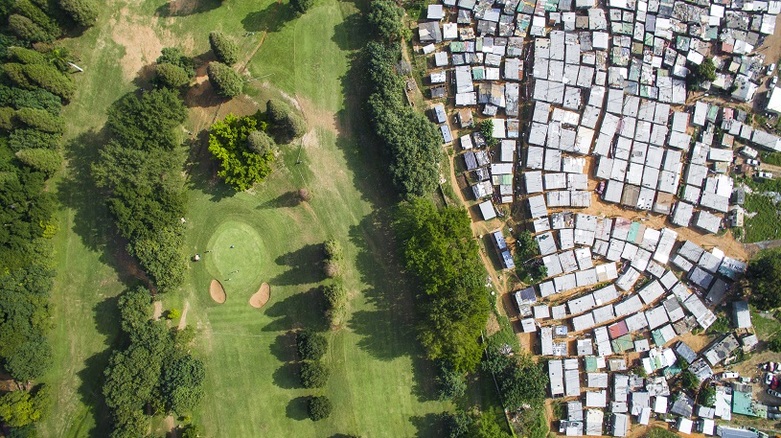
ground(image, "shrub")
xmin=367 ymin=0 xmax=408 ymax=42
xmin=291 ymin=0 xmax=314 ymax=14
xmin=747 ymin=248 xmax=781 ymax=309
xmin=9 ymin=129 xmax=60 ymax=151
xmin=0 ymin=85 xmax=61 ymax=114
xmin=296 ymin=329 xmax=327 ymax=361
xmin=207 ymin=62 xmax=243 ymax=98
xmin=323 ymin=239 xmax=343 ymax=261
xmin=15 ymin=107 xmax=64 ymax=133
xmin=768 ymin=335 xmax=781 ymax=352
xmin=208 ymin=114 xmax=274 ymax=190
xmin=156 ymin=47 xmax=195 ymax=79
xmin=246 ymin=130 xmax=274 ymax=155
xmin=0 ymin=107 xmax=15 ymax=131
xmin=58 ymin=0 xmax=99 ymax=27
xmin=14 ymin=0 xmax=60 ymax=37
xmin=208 ymin=31 xmax=238 ymax=65
xmin=14 ymin=63 xmax=75 ymax=100
xmin=300 ymin=361 xmax=330 ymax=388
xmin=8 ymin=47 xmax=46 ymax=65
xmin=15 ymin=149 xmax=61 ymax=176
xmin=436 ymin=366 xmax=466 ymax=400
xmin=155 ymin=63 xmax=191 ymax=89
xmin=266 ymin=99 xmax=307 ymax=141
xmin=298 ymin=188 xmax=311 ymax=202
xmin=7 ymin=14 xmax=50 ymax=43
xmin=323 ymin=260 xmax=339 ymax=278
xmin=307 ymin=396 xmax=332 ymax=421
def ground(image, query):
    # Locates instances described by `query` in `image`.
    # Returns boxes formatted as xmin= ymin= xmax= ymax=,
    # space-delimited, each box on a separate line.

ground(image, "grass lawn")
xmin=41 ymin=0 xmax=453 ymax=436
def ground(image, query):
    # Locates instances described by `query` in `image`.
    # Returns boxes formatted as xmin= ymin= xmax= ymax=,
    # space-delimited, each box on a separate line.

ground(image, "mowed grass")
xmin=42 ymin=0 xmax=452 ymax=436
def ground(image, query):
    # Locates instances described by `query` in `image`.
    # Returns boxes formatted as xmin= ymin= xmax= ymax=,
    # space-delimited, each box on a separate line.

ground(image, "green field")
xmin=41 ymin=0 xmax=452 ymax=436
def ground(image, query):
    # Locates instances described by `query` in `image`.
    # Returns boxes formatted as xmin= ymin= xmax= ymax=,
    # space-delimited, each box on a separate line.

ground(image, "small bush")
xmin=207 ymin=62 xmax=243 ymax=98
xmin=156 ymin=63 xmax=191 ymax=89
xmin=436 ymin=366 xmax=466 ymax=400
xmin=323 ymin=239 xmax=343 ymax=261
xmin=322 ymin=282 xmax=348 ymax=327
xmin=266 ymin=99 xmax=307 ymax=142
xmin=307 ymin=396 xmax=332 ymax=421
xmin=15 ymin=148 xmax=61 ymax=176
xmin=246 ymin=130 xmax=274 ymax=155
xmin=300 ymin=361 xmax=330 ymax=388
xmin=323 ymin=260 xmax=339 ymax=278
xmin=296 ymin=329 xmax=328 ymax=361
xmin=298 ymin=188 xmax=311 ymax=202
xmin=156 ymin=47 xmax=195 ymax=79
xmin=8 ymin=14 xmax=50 ymax=43
xmin=8 ymin=47 xmax=46 ymax=65
xmin=208 ymin=31 xmax=239 ymax=65
xmin=0 ymin=107 xmax=15 ymax=131
xmin=15 ymin=107 xmax=64 ymax=133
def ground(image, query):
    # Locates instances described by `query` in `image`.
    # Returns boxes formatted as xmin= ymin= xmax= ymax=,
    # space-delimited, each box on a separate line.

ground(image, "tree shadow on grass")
xmin=184 ymin=133 xmax=237 ymax=203
xmin=269 ymin=331 xmax=297 ymax=362
xmin=286 ymin=396 xmax=310 ymax=421
xmin=330 ymin=10 xmax=368 ymax=52
xmin=155 ymin=0 xmax=221 ymax=16
xmin=270 ymin=244 xmax=326 ymax=286
xmin=242 ymin=2 xmax=296 ymax=33
xmin=346 ymin=213 xmax=439 ymax=402
xmin=256 ymin=190 xmax=301 ymax=209
xmin=261 ymin=287 xmax=327 ymax=332
xmin=272 ymin=361 xmax=300 ymax=389
xmin=410 ymin=412 xmax=445 ymax=438
xmin=72 ymin=294 xmax=123 ymax=437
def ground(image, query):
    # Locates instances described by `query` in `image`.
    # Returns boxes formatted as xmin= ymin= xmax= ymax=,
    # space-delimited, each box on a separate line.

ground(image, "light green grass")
xmin=42 ymin=0 xmax=453 ymax=436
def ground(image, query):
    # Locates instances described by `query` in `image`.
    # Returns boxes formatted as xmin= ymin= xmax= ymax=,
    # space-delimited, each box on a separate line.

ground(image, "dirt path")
xmin=745 ymin=238 xmax=781 ymax=256
xmin=153 ymin=301 xmax=163 ymax=320
xmin=178 ymin=300 xmax=190 ymax=330
xmin=164 ymin=415 xmax=177 ymax=438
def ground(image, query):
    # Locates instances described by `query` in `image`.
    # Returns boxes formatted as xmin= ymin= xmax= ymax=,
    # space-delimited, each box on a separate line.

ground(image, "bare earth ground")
xmin=177 ymin=300 xmax=190 ymax=330
xmin=153 ymin=300 xmax=163 ymax=320
xmin=248 ymin=283 xmax=270 ymax=309
xmin=208 ymin=279 xmax=226 ymax=304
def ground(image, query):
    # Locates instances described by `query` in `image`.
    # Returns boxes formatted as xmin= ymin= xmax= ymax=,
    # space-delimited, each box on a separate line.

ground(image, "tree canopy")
xmin=207 ymin=62 xmax=243 ymax=98
xmin=307 ymin=396 xmax=332 ymax=421
xmin=208 ymin=113 xmax=275 ymax=190
xmin=394 ymin=199 xmax=491 ymax=372
xmin=747 ymin=248 xmax=781 ymax=309
xmin=367 ymin=0 xmax=409 ymax=42
xmin=208 ymin=31 xmax=238 ymax=65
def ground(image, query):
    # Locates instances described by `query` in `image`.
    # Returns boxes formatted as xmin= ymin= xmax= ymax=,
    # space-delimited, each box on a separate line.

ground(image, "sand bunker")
xmin=209 ymin=279 xmax=226 ymax=304
xmin=249 ymin=283 xmax=270 ymax=308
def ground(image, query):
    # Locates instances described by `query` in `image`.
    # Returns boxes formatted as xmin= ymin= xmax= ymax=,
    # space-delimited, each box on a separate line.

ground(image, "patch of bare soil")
xmin=209 ymin=279 xmax=226 ymax=304
xmin=177 ymin=300 xmax=190 ymax=330
xmin=153 ymin=301 xmax=163 ymax=320
xmin=296 ymin=96 xmax=338 ymax=134
xmin=249 ymin=283 xmax=270 ymax=309
xmin=757 ymin=14 xmax=781 ymax=67
xmin=486 ymin=311 xmax=501 ymax=336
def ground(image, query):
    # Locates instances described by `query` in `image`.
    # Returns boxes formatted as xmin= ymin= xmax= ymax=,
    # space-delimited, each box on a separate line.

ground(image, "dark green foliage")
xmin=4 ymin=62 xmax=75 ymax=100
xmin=768 ymin=335 xmax=781 ymax=352
xmin=364 ymin=41 xmax=441 ymax=198
xmin=0 ymin=85 xmax=62 ymax=114
xmin=93 ymin=89 xmax=188 ymax=292
xmin=7 ymin=14 xmax=50 ymax=43
xmin=13 ymin=0 xmax=60 ymax=39
xmin=0 ymin=389 xmax=47 ymax=427
xmin=155 ymin=63 xmax=191 ymax=89
xmin=307 ymin=396 xmax=332 ymax=421
xmin=478 ymin=120 xmax=498 ymax=148
xmin=15 ymin=148 xmax=61 ymax=176
xmin=5 ymin=340 xmax=52 ymax=382
xmin=208 ymin=31 xmax=238 ymax=65
xmin=0 ymin=107 xmax=15 ymax=130
xmin=291 ymin=0 xmax=314 ymax=14
xmin=8 ymin=128 xmax=60 ymax=151
xmin=707 ymin=316 xmax=730 ymax=335
xmin=322 ymin=281 xmax=348 ymax=327
xmin=7 ymin=47 xmax=46 ymax=65
xmin=323 ymin=239 xmax=343 ymax=261
xmin=296 ymin=329 xmax=328 ymax=361
xmin=180 ymin=424 xmax=203 ymax=438
xmin=266 ymin=99 xmax=307 ymax=142
xmin=208 ymin=113 xmax=274 ymax=190
xmin=699 ymin=385 xmax=716 ymax=407
xmin=747 ymin=248 xmax=781 ymax=309
xmin=300 ymin=360 xmax=330 ymax=388
xmin=58 ymin=0 xmax=99 ymax=27
xmin=482 ymin=351 xmax=548 ymax=411
xmin=394 ymin=199 xmax=491 ymax=372
xmin=698 ymin=58 xmax=717 ymax=82
xmin=444 ymin=408 xmax=512 ymax=438
xmin=0 ymin=171 xmax=56 ymax=266
xmin=156 ymin=47 xmax=195 ymax=79
xmin=436 ymin=366 xmax=466 ymax=400
xmin=160 ymin=355 xmax=206 ymax=414
xmin=117 ymin=286 xmax=151 ymax=335
xmin=14 ymin=107 xmax=64 ymax=133
xmin=368 ymin=0 xmax=408 ymax=42
xmin=443 ymin=410 xmax=472 ymax=438
xmin=207 ymin=62 xmax=243 ymax=98
xmin=246 ymin=129 xmax=274 ymax=155
xmin=680 ymin=370 xmax=700 ymax=391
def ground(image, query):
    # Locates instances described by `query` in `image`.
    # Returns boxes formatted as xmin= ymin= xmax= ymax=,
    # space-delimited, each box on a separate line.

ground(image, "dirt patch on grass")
xmin=296 ymin=96 xmax=338 ymax=134
xmin=486 ymin=312 xmax=501 ymax=336
xmin=153 ymin=300 xmax=163 ymax=320
xmin=249 ymin=283 xmax=270 ymax=308
xmin=178 ymin=300 xmax=190 ymax=330
xmin=209 ymin=279 xmax=226 ymax=304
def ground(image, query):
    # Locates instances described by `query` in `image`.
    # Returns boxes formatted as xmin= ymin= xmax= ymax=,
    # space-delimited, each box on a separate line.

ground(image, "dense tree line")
xmin=393 ymin=199 xmax=491 ymax=372
xmin=102 ymin=287 xmax=204 ymax=437
xmin=746 ymin=248 xmax=781 ymax=310
xmin=364 ymin=40 xmax=441 ymax=199
xmin=92 ymin=87 xmax=188 ymax=292
xmin=0 ymin=2 xmax=97 ymax=434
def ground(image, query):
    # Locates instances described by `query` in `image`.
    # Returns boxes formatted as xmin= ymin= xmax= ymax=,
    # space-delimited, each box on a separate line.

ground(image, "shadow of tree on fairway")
xmin=410 ymin=412 xmax=445 ymax=438
xmin=72 ymin=294 xmax=123 ymax=437
xmin=155 ymin=0 xmax=221 ymax=16
xmin=261 ymin=287 xmax=327 ymax=332
xmin=286 ymin=396 xmax=310 ymax=421
xmin=269 ymin=331 xmax=297 ymax=362
xmin=270 ymin=244 xmax=326 ymax=286
xmin=242 ymin=2 xmax=296 ymax=33
xmin=331 ymin=10 xmax=367 ymax=52
xmin=257 ymin=190 xmax=301 ymax=209
xmin=184 ymin=132 xmax=237 ymax=203
xmin=272 ymin=361 xmax=300 ymax=389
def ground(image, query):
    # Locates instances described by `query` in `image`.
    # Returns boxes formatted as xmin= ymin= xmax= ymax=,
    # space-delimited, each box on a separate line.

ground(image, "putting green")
xmin=203 ymin=220 xmax=265 ymax=296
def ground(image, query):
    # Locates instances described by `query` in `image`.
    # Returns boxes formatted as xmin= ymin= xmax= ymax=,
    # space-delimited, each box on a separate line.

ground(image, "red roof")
xmin=608 ymin=320 xmax=629 ymax=339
